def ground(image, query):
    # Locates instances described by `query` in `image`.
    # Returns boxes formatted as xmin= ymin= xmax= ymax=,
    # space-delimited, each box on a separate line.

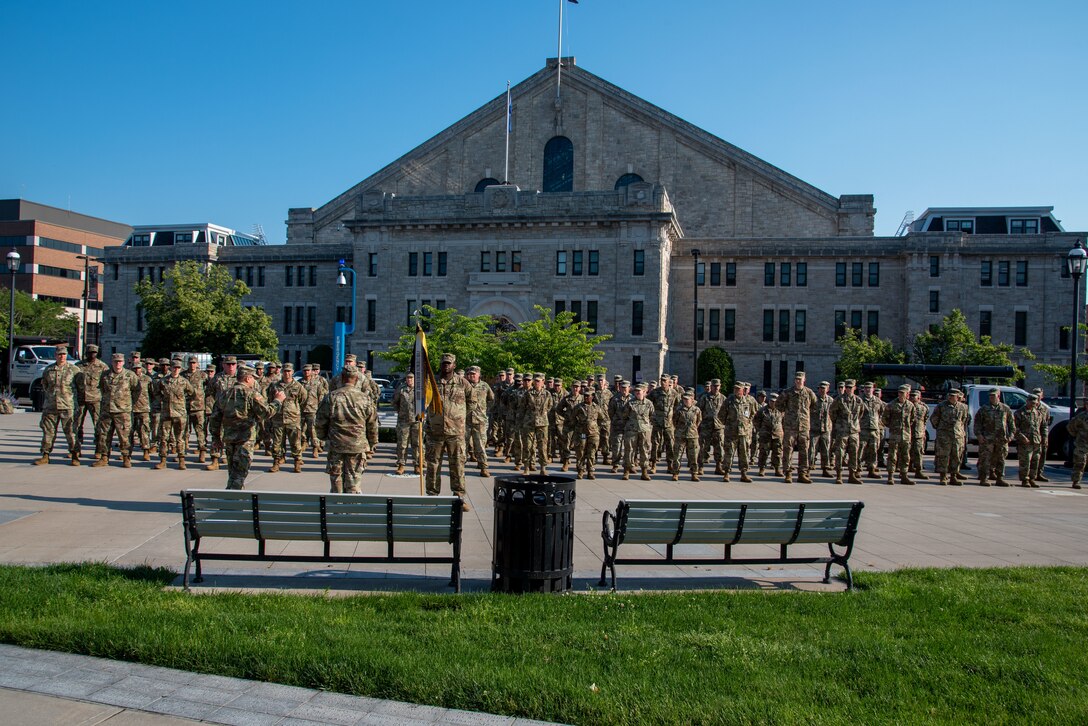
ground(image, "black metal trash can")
xmin=491 ymin=474 xmax=576 ymax=593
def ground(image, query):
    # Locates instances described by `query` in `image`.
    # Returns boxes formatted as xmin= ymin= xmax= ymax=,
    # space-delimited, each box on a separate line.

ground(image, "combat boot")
xmin=886 ymin=474 xmax=894 ymax=486
xmin=1072 ymin=473 xmax=1082 ymax=489
xmin=32 ymin=453 xmax=49 ymax=466
xmin=177 ymin=457 xmax=187 ymax=470
xmin=900 ymin=474 xmax=914 ymax=485
xmin=640 ymin=469 xmax=651 ymax=481
xmin=1036 ymin=472 xmax=1050 ymax=483
xmin=784 ymin=470 xmax=793 ymax=483
xmin=671 ymin=472 xmax=679 ymax=481
xmin=758 ymin=467 xmax=765 ymax=476
xmin=142 ymin=450 xmax=151 ymax=462
xmin=587 ymin=470 xmax=596 ymax=480
xmin=122 ymin=456 xmax=132 ymax=469
xmin=621 ymin=469 xmax=630 ymax=481
xmin=396 ymin=464 xmax=405 ymax=475
xmin=691 ymin=472 xmax=700 ymax=482
xmin=799 ymin=472 xmax=812 ymax=484
xmin=1029 ymin=479 xmax=1039 ymax=488
xmin=714 ymin=463 xmax=724 ymax=475
xmin=774 ymin=468 xmax=782 ymax=477
xmin=611 ymin=464 xmax=618 ymax=473
xmin=822 ymin=468 xmax=832 ymax=478
xmin=722 ymin=472 xmax=730 ymax=483
xmin=70 ymin=453 xmax=80 ymax=467
xmin=950 ymin=475 xmax=963 ymax=486
xmin=197 ymin=451 xmax=206 ymax=463
xmin=914 ymin=468 xmax=929 ymax=480
xmin=91 ymin=455 xmax=108 ymax=468
xmin=979 ymin=476 xmax=990 ymax=487
xmin=561 ymin=462 xmax=569 ymax=472
xmin=414 ymin=463 xmax=422 ymax=475
xmin=938 ymin=473 xmax=947 ymax=485
xmin=268 ymin=458 xmax=281 ymax=473
xmin=868 ymin=466 xmax=879 ymax=479
xmin=834 ymin=473 xmax=843 ymax=485
xmin=293 ymin=458 xmax=303 ymax=473
xmin=153 ymin=458 xmax=166 ymax=470
xmin=1019 ymin=479 xmax=1031 ymax=488
xmin=481 ymin=467 xmax=490 ymax=478
xmin=205 ymin=459 xmax=219 ymax=471
xmin=848 ymin=471 xmax=864 ymax=485
xmin=740 ymin=472 xmax=752 ymax=483
xmin=994 ymin=477 xmax=1009 ymax=487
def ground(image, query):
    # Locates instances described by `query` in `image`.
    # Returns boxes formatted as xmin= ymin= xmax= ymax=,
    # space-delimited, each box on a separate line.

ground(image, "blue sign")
xmin=333 ymin=321 xmax=346 ymax=375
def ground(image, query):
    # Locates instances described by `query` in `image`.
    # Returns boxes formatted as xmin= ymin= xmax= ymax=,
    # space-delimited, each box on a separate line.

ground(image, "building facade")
xmin=101 ymin=60 xmax=1082 ymax=390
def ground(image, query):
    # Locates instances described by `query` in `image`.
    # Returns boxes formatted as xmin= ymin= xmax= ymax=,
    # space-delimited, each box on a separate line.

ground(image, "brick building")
xmin=101 ymin=60 xmax=1083 ymax=390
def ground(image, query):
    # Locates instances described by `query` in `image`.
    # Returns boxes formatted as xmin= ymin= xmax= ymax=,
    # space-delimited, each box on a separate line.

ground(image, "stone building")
xmin=102 ymin=59 xmax=1083 ymax=390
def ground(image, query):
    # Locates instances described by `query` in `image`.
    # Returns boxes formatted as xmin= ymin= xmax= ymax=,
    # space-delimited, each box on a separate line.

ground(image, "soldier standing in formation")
xmin=209 ymin=363 xmax=285 ymax=489
xmin=204 ymin=356 xmax=237 ymax=470
xmin=554 ymin=380 xmax=582 ymax=472
xmin=973 ymin=388 xmax=1014 ymax=487
xmin=720 ymin=381 xmax=753 ymax=482
xmin=520 ymin=373 xmax=552 ymax=474
xmin=649 ymin=374 xmax=678 ymax=476
xmin=594 ymin=375 xmax=613 ymax=464
xmin=930 ymin=389 xmax=970 ymax=486
xmin=182 ymin=356 xmax=208 ymax=463
xmin=425 ymin=352 xmax=472 ymax=509
xmin=672 ymin=390 xmax=702 ymax=481
xmin=1013 ymin=394 xmax=1047 ymax=488
xmin=266 ymin=362 xmax=309 ymax=473
xmin=154 ymin=359 xmax=194 ymax=470
xmin=809 ymin=381 xmax=834 ymax=478
xmin=33 ymin=344 xmax=79 ymax=466
xmin=858 ymin=382 xmax=885 ymax=479
xmin=465 ymin=365 xmax=493 ymax=477
xmin=130 ymin=356 xmax=153 ymax=461
xmin=74 ymin=344 xmax=108 ymax=458
xmin=908 ymin=389 xmax=929 ymax=479
xmin=829 ymin=380 xmax=863 ymax=485
xmin=608 ymin=379 xmax=630 ymax=472
xmin=881 ymin=384 xmax=916 ymax=485
xmin=698 ymin=379 xmax=726 ymax=475
xmin=755 ymin=392 xmax=784 ymax=476
xmin=91 ymin=353 xmax=139 ymax=468
xmin=571 ymin=386 xmax=608 ymax=479
xmin=1068 ymin=400 xmax=1088 ymax=489
xmin=779 ymin=371 xmax=817 ymax=483
xmin=315 ymin=364 xmax=373 ymax=493
xmin=393 ymin=372 xmax=420 ymax=475
xmin=622 ymin=382 xmax=655 ymax=481
xmin=1031 ymin=387 xmax=1052 ymax=483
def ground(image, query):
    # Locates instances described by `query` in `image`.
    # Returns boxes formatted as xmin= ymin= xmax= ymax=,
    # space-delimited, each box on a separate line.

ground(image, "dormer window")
xmin=946 ymin=219 xmax=974 ymax=233
xmin=1009 ymin=218 xmax=1039 ymax=234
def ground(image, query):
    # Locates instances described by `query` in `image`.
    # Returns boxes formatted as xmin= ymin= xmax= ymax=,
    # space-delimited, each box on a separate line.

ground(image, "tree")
xmin=835 ymin=328 xmax=906 ymax=388
xmin=910 ymin=309 xmax=1024 ymax=387
xmin=503 ymin=306 xmax=612 ymax=382
xmin=697 ymin=347 xmax=735 ymax=390
xmin=135 ymin=261 xmax=278 ymax=360
xmin=1034 ymin=324 xmax=1088 ymax=390
xmin=379 ymin=305 xmax=513 ymax=376
xmin=0 ymin=287 xmax=79 ymax=343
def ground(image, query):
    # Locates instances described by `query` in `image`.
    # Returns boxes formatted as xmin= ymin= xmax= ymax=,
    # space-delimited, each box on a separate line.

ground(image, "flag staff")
xmin=503 ymin=81 xmax=512 ymax=184
xmin=556 ymin=0 xmax=563 ymax=100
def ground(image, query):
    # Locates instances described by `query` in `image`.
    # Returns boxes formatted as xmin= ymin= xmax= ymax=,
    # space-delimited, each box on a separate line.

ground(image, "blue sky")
xmin=3 ymin=0 xmax=1086 ymax=241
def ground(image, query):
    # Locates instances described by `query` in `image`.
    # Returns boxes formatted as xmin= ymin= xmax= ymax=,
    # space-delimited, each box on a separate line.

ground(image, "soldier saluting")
xmin=209 ymin=363 xmax=285 ymax=489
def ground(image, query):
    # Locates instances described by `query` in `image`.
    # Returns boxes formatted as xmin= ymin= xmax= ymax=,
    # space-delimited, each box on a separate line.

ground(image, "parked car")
xmin=10 ymin=344 xmax=80 ymax=411
xmin=372 ymin=377 xmax=394 ymax=403
xmin=924 ymin=385 xmax=1070 ymax=459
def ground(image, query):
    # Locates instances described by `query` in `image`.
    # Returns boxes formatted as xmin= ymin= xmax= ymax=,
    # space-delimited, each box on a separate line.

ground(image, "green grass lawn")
xmin=1 ymin=564 xmax=1086 ymax=725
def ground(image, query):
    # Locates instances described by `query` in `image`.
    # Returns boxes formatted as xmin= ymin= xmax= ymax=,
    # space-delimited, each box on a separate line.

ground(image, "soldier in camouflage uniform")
xmin=571 ymin=387 xmax=608 ymax=479
xmin=719 ymin=381 xmax=754 ymax=483
xmin=425 ymin=353 xmax=473 ymax=508
xmin=393 ymin=372 xmax=420 ymax=474
xmin=756 ymin=393 xmax=784 ymax=476
xmin=672 ymin=390 xmax=702 ymax=481
xmin=304 ymin=364 xmax=330 ymax=457
xmin=974 ymin=388 xmax=1014 ymax=486
xmin=621 ymin=382 xmax=655 ymax=481
xmin=315 ymin=364 xmax=373 ymax=493
xmin=465 ymin=366 xmax=494 ymax=476
xmin=210 ymin=364 xmax=285 ymax=489
xmin=488 ymin=369 xmax=508 ymax=452
xmin=202 ymin=364 xmax=217 ymax=443
xmin=153 ymin=359 xmax=195 ymax=469
xmin=930 ymin=388 xmax=970 ymax=486
xmin=594 ymin=375 xmax=613 ymax=465
xmin=149 ymin=358 xmax=170 ymax=455
xmin=608 ymin=379 xmax=631 ymax=472
xmin=91 ymin=353 xmax=139 ymax=468
xmin=1014 ymin=394 xmax=1047 ymax=488
xmin=553 ymin=380 xmax=582 ymax=471
xmin=649 ymin=374 xmax=678 ymax=474
xmin=181 ymin=356 xmax=208 ymax=462
xmin=518 ymin=373 xmax=553 ymax=474
xmin=131 ymin=360 xmax=153 ymax=461
xmin=1067 ymin=401 xmax=1088 ymax=489
xmin=204 ymin=356 xmax=237 ymax=470
xmin=73 ymin=344 xmax=108 ymax=457
xmin=33 ymin=344 xmax=79 ymax=466
xmin=858 ymin=382 xmax=885 ymax=478
xmin=742 ymin=382 xmax=758 ymax=459
xmin=698 ymin=379 xmax=726 ymax=475
xmin=809 ymin=381 xmax=834 ymax=477
xmin=1031 ymin=387 xmax=1052 ymax=482
xmin=266 ymin=362 xmax=310 ymax=473
xmin=829 ymin=380 xmax=863 ymax=485
xmin=908 ymin=389 xmax=929 ymax=479
xmin=881 ymin=384 xmax=916 ymax=485
xmin=779 ymin=371 xmax=817 ymax=483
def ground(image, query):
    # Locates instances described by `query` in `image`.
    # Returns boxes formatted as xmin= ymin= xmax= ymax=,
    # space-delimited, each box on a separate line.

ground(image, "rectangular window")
xmin=570 ymin=300 xmax=582 ymax=323
xmin=480 ymin=251 xmax=490 ymax=272
xmin=850 ymin=310 xmax=863 ymax=332
xmin=795 ymin=309 xmax=806 ymax=343
xmin=406 ymin=301 xmax=414 ymax=326
xmin=233 ymin=266 xmax=241 ymax=282
xmin=930 ymin=255 xmax=940 ymax=277
xmin=764 ymin=262 xmax=775 ymax=286
xmin=366 ymin=300 xmax=376 ymax=332
xmin=981 ymin=260 xmax=992 ymax=287
xmin=113 ymin=264 xmax=118 ymax=281
xmin=258 ymin=266 xmax=265 ymax=286
xmin=1010 ymin=218 xmax=1039 ymax=234
xmin=779 ymin=361 xmax=788 ymax=390
xmin=283 ymin=306 xmax=292 ymax=334
xmin=435 ymin=299 xmax=446 ymax=310
xmin=1060 ymin=325 xmax=1070 ymax=350
xmin=929 ymin=290 xmax=940 ymax=313
xmin=587 ymin=300 xmax=598 ymax=332
xmin=111 ymin=316 xmax=117 ymax=334
xmin=511 ymin=251 xmax=522 ymax=272
xmin=496 ymin=251 xmax=506 ymax=272
xmin=245 ymin=266 xmax=254 ymax=287
xmin=572 ymin=250 xmax=583 ymax=276
xmin=696 ymin=308 xmax=704 ymax=341
xmin=796 ymin=262 xmax=807 ymax=287
xmin=980 ymin=310 xmax=992 ymax=338
xmin=1016 ymin=260 xmax=1028 ymax=286
xmin=710 ymin=262 xmax=721 ymax=286
xmin=588 ymin=250 xmax=599 ymax=276
xmin=763 ymin=310 xmax=774 ymax=342
xmin=851 ymin=262 xmax=863 ymax=287
xmin=554 ymin=299 xmax=566 ymax=317
xmin=295 ymin=306 xmax=304 ymax=336
xmin=285 ymin=266 xmax=293 ymax=287
xmin=836 ymin=262 xmax=846 ymax=287
xmin=138 ymin=267 xmax=144 ymax=283
xmin=438 ymin=252 xmax=447 ymax=276
xmin=1014 ymin=311 xmax=1028 ymax=345
xmin=136 ymin=305 xmax=143 ymax=332
xmin=696 ymin=261 xmax=705 ymax=286
xmin=556 ymin=251 xmax=567 ymax=275
xmin=423 ymin=252 xmax=433 ymax=276
xmin=947 ymin=219 xmax=974 ymax=233
xmin=725 ymin=262 xmax=736 ymax=286
xmin=631 ymin=301 xmax=644 ymax=336
xmin=632 ymin=355 xmax=641 ymax=383
xmin=998 ymin=260 xmax=1010 ymax=287
xmin=780 ymin=262 xmax=791 ymax=287
xmin=723 ymin=309 xmax=736 ymax=341
xmin=633 ymin=249 xmax=645 ymax=276
xmin=868 ymin=262 xmax=880 ymax=287
xmin=308 ymin=265 xmax=316 ymax=286
xmin=368 ymin=253 xmax=378 ymax=277
xmin=763 ymin=360 xmax=772 ymax=389
xmin=835 ymin=310 xmax=846 ymax=340
xmin=709 ymin=309 xmax=720 ymax=341
xmin=867 ymin=311 xmax=879 ymax=338
xmin=307 ymin=306 xmax=316 ymax=335
xmin=779 ymin=310 xmax=790 ymax=342
xmin=297 ymin=266 xmax=305 ymax=287
xmin=409 ymin=252 xmax=418 ymax=276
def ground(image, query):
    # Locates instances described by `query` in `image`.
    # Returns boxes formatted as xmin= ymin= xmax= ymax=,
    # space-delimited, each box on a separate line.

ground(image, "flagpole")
xmin=504 ymin=81 xmax=511 ymax=184
xmin=417 ymin=413 xmax=424 ymax=496
xmin=556 ymin=0 xmax=563 ymax=101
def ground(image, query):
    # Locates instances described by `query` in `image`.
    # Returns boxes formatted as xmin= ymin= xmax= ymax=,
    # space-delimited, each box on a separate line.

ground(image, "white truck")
xmin=9 ymin=344 xmax=80 ymax=411
xmin=925 ymin=384 xmax=1071 ymax=460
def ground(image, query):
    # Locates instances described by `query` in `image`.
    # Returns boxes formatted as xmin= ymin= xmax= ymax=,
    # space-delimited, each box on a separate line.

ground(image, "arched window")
xmin=614 ymin=173 xmax=644 ymax=190
xmin=542 ymin=136 xmax=574 ymax=192
xmin=474 ymin=177 xmax=500 ymax=193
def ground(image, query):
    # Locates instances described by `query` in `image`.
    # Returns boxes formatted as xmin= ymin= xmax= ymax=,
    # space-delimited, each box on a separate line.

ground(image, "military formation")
xmin=32 ymin=345 xmax=1071 ymax=495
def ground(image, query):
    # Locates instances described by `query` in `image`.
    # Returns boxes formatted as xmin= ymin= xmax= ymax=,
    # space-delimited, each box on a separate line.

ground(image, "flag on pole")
xmin=411 ymin=323 xmax=443 ymax=417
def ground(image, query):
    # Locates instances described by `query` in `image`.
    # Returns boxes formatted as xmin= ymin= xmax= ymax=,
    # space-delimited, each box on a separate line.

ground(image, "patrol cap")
xmin=547 ymin=377 xmax=554 ymax=384
xmin=465 ymin=365 xmax=480 ymax=374
xmin=733 ymin=381 xmax=743 ymax=388
xmin=1028 ymin=393 xmax=1039 ymax=401
xmin=795 ymin=371 xmax=806 ymax=379
xmin=898 ymin=384 xmax=911 ymax=392
xmin=282 ymin=362 xmax=294 ymax=372
xmin=441 ymin=353 xmax=456 ymax=364
xmin=583 ymin=388 xmax=594 ymax=397
xmin=613 ymin=375 xmax=623 ymax=382
xmin=222 ymin=355 xmax=238 ymax=364
xmin=130 ymin=351 xmax=141 ymax=360
xmin=910 ymin=388 xmax=921 ymax=396
xmin=555 ymin=377 xmax=563 ymax=385
xmin=84 ymin=344 xmax=98 ymax=353
xmin=144 ymin=359 xmax=155 ymax=367
xmin=158 ymin=357 xmax=170 ymax=365
xmin=111 ymin=353 xmax=125 ymax=362
xmin=1032 ymin=387 xmax=1044 ymax=395
xmin=756 ymin=390 xmax=767 ymax=397
xmin=710 ymin=379 xmax=721 ymax=386
xmin=989 ymin=388 xmax=1001 ymax=395
xmin=671 ymin=375 xmax=679 ymax=381
xmin=686 ymin=387 xmax=696 ymax=395
xmin=620 ymin=380 xmax=631 ymax=387
xmin=55 ymin=344 xmax=69 ymax=354
xmin=506 ymin=368 xmax=515 ymax=374
xmin=596 ymin=374 xmax=606 ymax=380
xmin=948 ymin=388 xmax=962 ymax=396
xmin=532 ymin=373 xmax=544 ymax=381
xmin=301 ymin=363 xmax=312 ymax=371
xmin=862 ymin=381 xmax=875 ymax=389
xmin=513 ymin=373 xmax=522 ymax=381
xmin=188 ymin=355 xmax=200 ymax=364
xmin=683 ymin=391 xmax=694 ymax=400
xmin=170 ymin=358 xmax=183 ymax=368
xmin=313 ymin=363 xmax=321 ymax=370
xmin=237 ymin=363 xmax=254 ymax=376
xmin=634 ymin=382 xmax=648 ymax=391
xmin=205 ymin=364 xmax=215 ymax=371
xmin=405 ymin=371 xmax=415 ymax=378
xmin=844 ymin=379 xmax=856 ymax=387
xmin=571 ymin=379 xmax=582 ymax=387
xmin=343 ymin=354 xmax=356 ymax=363
xmin=269 ymin=361 xmax=281 ymax=369
xmin=660 ymin=373 xmax=669 ymax=381
xmin=341 ymin=364 xmax=358 ymax=377
xmin=769 ymin=392 xmax=780 ymax=400
xmin=837 ymin=381 xmax=846 ymax=388
xmin=819 ymin=381 xmax=831 ymax=388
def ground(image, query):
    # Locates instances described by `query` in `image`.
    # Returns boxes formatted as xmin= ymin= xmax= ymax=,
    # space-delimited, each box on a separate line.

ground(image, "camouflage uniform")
xmin=973 ymin=393 xmax=1014 ymax=486
xmin=1068 ymin=408 xmax=1088 ymax=489
xmin=1014 ymin=400 xmax=1047 ymax=487
xmin=571 ymin=393 xmax=608 ymax=479
xmin=809 ymin=387 xmax=834 ymax=475
xmin=34 ymin=347 xmax=79 ymax=464
xmin=1033 ymin=390 xmax=1052 ymax=482
xmin=155 ymin=365 xmax=195 ymax=468
xmin=518 ymin=379 xmax=553 ymax=473
xmin=209 ymin=373 xmax=282 ymax=489
xmin=594 ymin=378 xmax=613 ymax=464
xmin=930 ymin=393 xmax=970 ymax=484
xmin=829 ymin=384 xmax=863 ymax=484
xmin=315 ymin=372 xmax=373 ymax=493
xmin=92 ymin=358 xmax=139 ymax=466
xmin=881 ymin=388 xmax=916 ymax=484
xmin=779 ymin=377 xmax=818 ymax=483
xmin=649 ymin=378 xmax=679 ymax=473
xmin=908 ymin=393 xmax=929 ymax=478
xmin=466 ymin=372 xmax=494 ymax=474
xmin=553 ymin=385 xmax=582 ymax=470
xmin=73 ymin=351 xmax=108 ymax=456
xmin=302 ymin=368 xmax=329 ymax=456
xmin=202 ymin=369 xmax=217 ymax=443
xmin=393 ymin=380 xmax=420 ymax=473
xmin=181 ymin=361 xmax=208 ymax=460
xmin=719 ymin=387 xmax=753 ymax=482
xmin=755 ymin=396 xmax=784 ymax=475
xmin=425 ymin=360 xmax=472 ymax=498
xmin=267 ymin=366 xmax=310 ymax=472
xmin=205 ymin=362 xmax=237 ymax=467
xmin=858 ymin=387 xmax=885 ymax=477
xmin=697 ymin=384 xmax=726 ymax=474
xmin=130 ymin=365 xmax=153 ymax=459
xmin=672 ymin=395 xmax=702 ymax=481
xmin=608 ymin=384 xmax=631 ymax=471
xmin=621 ymin=387 xmax=655 ymax=479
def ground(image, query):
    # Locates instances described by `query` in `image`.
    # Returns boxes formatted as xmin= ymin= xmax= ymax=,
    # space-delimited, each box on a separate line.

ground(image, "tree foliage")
xmin=1035 ymin=323 xmax=1088 ymax=388
xmin=135 ymin=261 xmax=278 ymax=360
xmin=378 ymin=304 xmax=611 ymax=381
xmin=0 ymin=287 xmax=79 ymax=346
xmin=697 ymin=347 xmax=735 ymax=390
xmin=835 ymin=328 xmax=906 ymax=388
xmin=910 ymin=309 xmax=1023 ymax=387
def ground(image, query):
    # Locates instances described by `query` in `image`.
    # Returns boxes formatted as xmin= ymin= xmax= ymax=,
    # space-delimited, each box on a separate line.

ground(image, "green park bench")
xmin=180 ymin=489 xmax=464 ymax=592
xmin=599 ymin=499 xmax=864 ymax=590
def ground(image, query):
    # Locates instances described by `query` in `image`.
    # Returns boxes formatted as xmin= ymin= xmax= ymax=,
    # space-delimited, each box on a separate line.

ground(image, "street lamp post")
xmin=1067 ymin=240 xmax=1086 ymax=418
xmin=691 ymin=248 xmax=700 ymax=386
xmin=334 ymin=259 xmax=356 ymax=376
xmin=6 ymin=251 xmax=20 ymax=392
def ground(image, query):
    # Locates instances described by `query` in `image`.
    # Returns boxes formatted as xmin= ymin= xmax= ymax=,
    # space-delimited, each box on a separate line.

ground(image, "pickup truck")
xmin=925 ymin=384 xmax=1070 ymax=460
xmin=9 ymin=344 xmax=80 ymax=412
